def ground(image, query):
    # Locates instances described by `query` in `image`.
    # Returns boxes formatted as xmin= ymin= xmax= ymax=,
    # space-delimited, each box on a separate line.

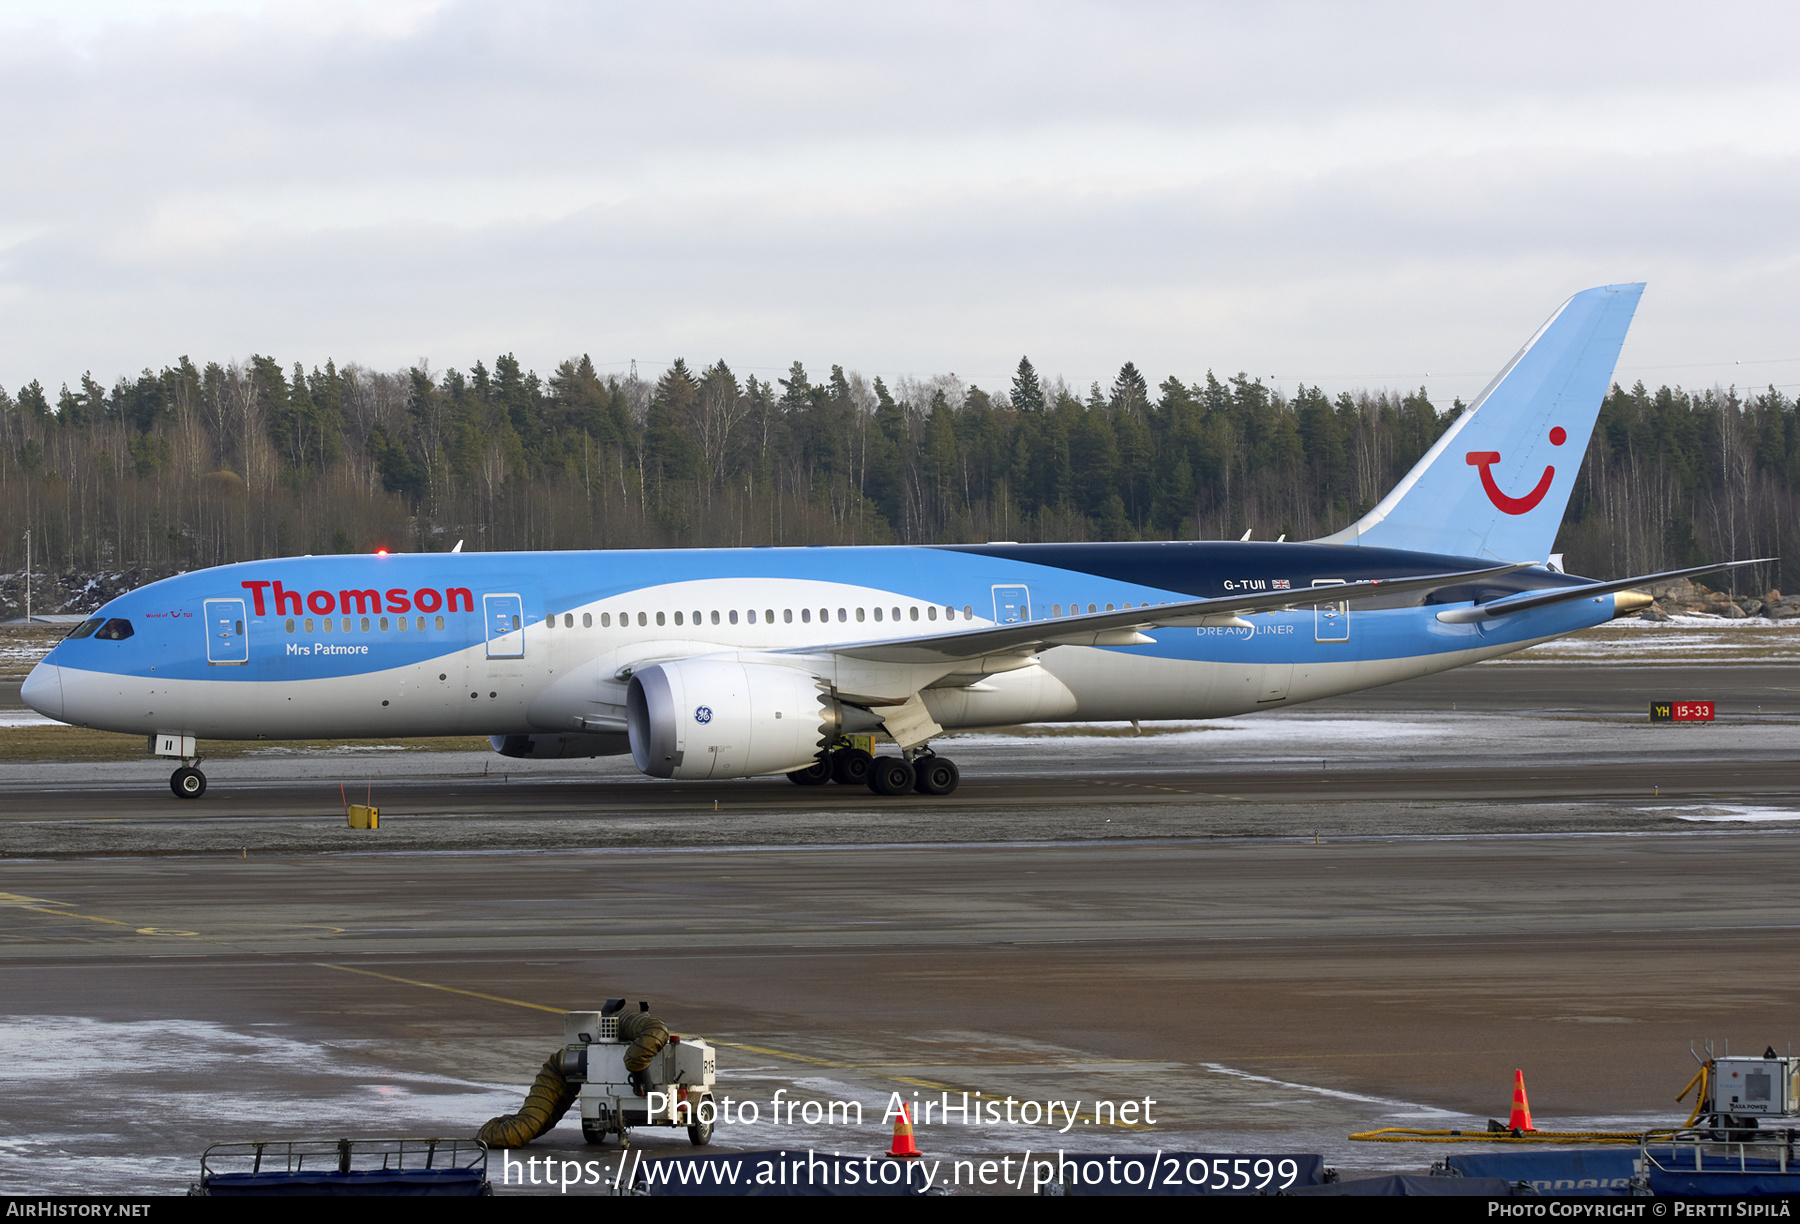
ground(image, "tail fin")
xmin=1318 ymin=283 xmax=1644 ymax=562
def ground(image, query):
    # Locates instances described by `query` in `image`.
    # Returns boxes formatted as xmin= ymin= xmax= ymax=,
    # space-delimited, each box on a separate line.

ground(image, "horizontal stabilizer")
xmin=1433 ymin=559 xmax=1774 ymax=623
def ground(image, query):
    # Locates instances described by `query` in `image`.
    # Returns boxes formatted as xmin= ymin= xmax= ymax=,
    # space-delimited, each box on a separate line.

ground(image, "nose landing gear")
xmin=170 ymin=763 xmax=207 ymax=798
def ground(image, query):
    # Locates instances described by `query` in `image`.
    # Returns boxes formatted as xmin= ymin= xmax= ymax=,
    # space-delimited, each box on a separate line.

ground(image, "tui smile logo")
xmin=1466 ymin=426 xmax=1566 ymax=515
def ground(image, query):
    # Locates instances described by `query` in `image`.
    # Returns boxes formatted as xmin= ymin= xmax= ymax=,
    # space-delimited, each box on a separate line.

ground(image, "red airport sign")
xmin=1649 ymin=701 xmax=1714 ymax=722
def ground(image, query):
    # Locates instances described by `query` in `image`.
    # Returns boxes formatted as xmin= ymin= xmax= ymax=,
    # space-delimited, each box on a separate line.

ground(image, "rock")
xmin=1639 ymin=607 xmax=1671 ymax=622
xmin=1720 ymin=602 xmax=1748 ymax=619
xmin=1740 ymin=599 xmax=1764 ymax=617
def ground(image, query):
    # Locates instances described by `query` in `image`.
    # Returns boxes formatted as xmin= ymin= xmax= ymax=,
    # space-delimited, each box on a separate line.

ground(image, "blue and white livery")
xmin=19 ymin=284 xmax=1754 ymax=798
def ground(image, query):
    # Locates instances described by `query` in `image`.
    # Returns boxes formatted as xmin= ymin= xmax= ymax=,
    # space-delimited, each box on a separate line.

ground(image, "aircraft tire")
xmin=867 ymin=756 xmax=915 ymax=796
xmin=786 ymin=757 xmax=832 ymax=786
xmin=830 ymin=748 xmax=873 ymax=786
xmin=688 ymin=1096 xmax=715 ymax=1146
xmin=914 ymin=757 xmax=959 ymax=796
xmin=170 ymin=767 xmax=207 ymax=799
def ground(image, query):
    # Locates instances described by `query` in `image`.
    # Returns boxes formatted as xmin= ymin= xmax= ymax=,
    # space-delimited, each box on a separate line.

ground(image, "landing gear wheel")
xmin=582 ymin=1119 xmax=608 ymax=1144
xmin=913 ymin=756 xmax=959 ymax=796
xmin=688 ymin=1096 xmax=715 ymax=1146
xmin=830 ymin=748 xmax=873 ymax=786
xmin=786 ymin=756 xmax=832 ymax=786
xmin=868 ymin=756 xmax=916 ymax=796
xmin=170 ymin=766 xmax=207 ymax=799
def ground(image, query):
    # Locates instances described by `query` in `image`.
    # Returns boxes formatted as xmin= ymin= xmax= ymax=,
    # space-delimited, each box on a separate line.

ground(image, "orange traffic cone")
xmin=1507 ymin=1069 xmax=1534 ymax=1132
xmin=886 ymin=1102 xmax=922 ymax=1159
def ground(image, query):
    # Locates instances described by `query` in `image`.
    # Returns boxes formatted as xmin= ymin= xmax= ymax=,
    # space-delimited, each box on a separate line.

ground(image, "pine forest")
xmin=1 ymin=353 xmax=1794 ymax=596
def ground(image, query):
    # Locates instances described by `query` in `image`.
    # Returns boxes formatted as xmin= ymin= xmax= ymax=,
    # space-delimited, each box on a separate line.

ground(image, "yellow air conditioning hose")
xmin=477 ymin=1052 xmax=581 ymax=1149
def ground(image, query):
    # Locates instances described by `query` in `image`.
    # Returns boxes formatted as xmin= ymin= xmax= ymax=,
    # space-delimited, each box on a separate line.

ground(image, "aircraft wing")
xmin=812 ymin=563 xmax=1529 ymax=665
xmin=1433 ymin=559 xmax=1772 ymax=623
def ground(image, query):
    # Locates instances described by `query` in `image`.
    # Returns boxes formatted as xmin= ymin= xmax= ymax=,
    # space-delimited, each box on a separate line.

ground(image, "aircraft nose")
xmin=20 ymin=660 xmax=64 ymax=721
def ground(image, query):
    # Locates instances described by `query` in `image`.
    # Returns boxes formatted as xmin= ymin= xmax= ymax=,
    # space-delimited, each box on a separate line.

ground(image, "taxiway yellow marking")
xmin=314 ymin=963 xmax=568 ymax=1014
xmin=709 ymin=1040 xmax=839 ymax=1067
xmin=2 ymin=891 xmax=202 ymax=935
xmin=0 ymin=896 xmax=133 ymax=927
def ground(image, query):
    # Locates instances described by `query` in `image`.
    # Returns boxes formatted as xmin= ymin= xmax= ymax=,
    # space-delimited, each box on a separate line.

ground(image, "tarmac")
xmin=2 ymin=644 xmax=1797 ymax=1194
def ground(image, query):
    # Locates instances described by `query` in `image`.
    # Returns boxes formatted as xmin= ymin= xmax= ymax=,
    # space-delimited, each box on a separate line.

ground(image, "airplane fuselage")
xmin=23 ymin=540 xmax=1619 ymax=752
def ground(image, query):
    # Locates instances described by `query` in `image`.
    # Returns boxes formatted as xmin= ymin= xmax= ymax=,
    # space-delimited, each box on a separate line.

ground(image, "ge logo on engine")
xmin=694 ymin=706 xmax=713 ymax=724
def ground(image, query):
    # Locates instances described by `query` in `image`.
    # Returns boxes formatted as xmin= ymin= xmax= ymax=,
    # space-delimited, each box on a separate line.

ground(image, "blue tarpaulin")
xmin=1449 ymin=1150 xmax=1636 ymax=1195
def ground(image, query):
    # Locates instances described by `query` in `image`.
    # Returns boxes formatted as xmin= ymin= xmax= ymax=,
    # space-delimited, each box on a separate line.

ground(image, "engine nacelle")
xmin=626 ymin=660 xmax=825 ymax=779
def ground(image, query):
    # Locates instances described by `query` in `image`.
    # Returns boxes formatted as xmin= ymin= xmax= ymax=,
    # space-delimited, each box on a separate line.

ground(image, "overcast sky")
xmin=1 ymin=1 xmax=1795 ymax=406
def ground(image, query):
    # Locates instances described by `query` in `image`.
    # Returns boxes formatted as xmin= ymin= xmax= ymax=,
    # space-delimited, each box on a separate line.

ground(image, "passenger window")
xmin=305 ymin=618 xmax=315 ymax=632
xmin=674 ymin=611 xmax=684 ymax=626
xmin=819 ymin=608 xmax=829 ymax=623
xmin=711 ymin=610 xmax=720 ymax=625
xmin=417 ymin=616 xmax=426 ymax=631
xmin=801 ymin=608 xmax=811 ymax=623
xmin=873 ymin=607 xmax=883 ymax=622
xmin=566 ymin=613 xmax=574 ymax=628
xmin=910 ymin=606 xmax=919 ymax=621
xmin=1106 ymin=603 xmax=1114 ymax=612
xmin=693 ymin=610 xmax=701 ymax=625
xmin=511 ymin=615 xmax=520 ymax=630
xmin=587 ymin=613 xmax=596 ymax=628
xmin=928 ymin=606 xmax=938 ymax=621
xmin=434 ymin=615 xmax=444 ymax=630
xmin=785 ymin=609 xmax=794 ymax=623
xmin=380 ymin=617 xmax=389 ymax=631
xmin=892 ymin=607 xmax=900 ymax=621
xmin=656 ymin=611 xmax=666 ymax=626
xmin=237 ymin=620 xmax=245 ymax=634
xmin=286 ymin=618 xmax=296 ymax=633
xmin=855 ymin=607 xmax=865 ymax=622
xmin=361 ymin=617 xmax=370 ymax=632
xmin=837 ymin=608 xmax=846 ymax=622
xmin=729 ymin=610 xmax=738 ymax=625
xmin=944 ymin=607 xmax=954 ymax=620
xmin=764 ymin=609 xmax=774 ymax=623
xmin=1088 ymin=603 xmax=1097 ymax=614
xmin=963 ymin=605 xmax=973 ymax=618
xmin=322 ymin=618 xmax=333 ymax=634
xmin=342 ymin=618 xmax=351 ymax=632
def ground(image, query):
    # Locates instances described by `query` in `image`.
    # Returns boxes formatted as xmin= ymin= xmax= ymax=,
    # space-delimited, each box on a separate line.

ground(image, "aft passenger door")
xmin=203 ymin=599 xmax=249 ymax=665
xmin=484 ymin=593 xmax=525 ymax=659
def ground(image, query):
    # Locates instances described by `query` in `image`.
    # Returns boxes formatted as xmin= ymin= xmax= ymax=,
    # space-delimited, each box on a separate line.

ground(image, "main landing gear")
xmin=170 ymin=764 xmax=207 ymax=799
xmin=786 ymin=745 xmax=959 ymax=796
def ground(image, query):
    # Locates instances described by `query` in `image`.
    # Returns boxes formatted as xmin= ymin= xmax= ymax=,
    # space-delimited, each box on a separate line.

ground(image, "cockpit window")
xmin=65 ymin=618 xmax=103 ymax=640
xmin=94 ymin=618 xmax=135 ymax=641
